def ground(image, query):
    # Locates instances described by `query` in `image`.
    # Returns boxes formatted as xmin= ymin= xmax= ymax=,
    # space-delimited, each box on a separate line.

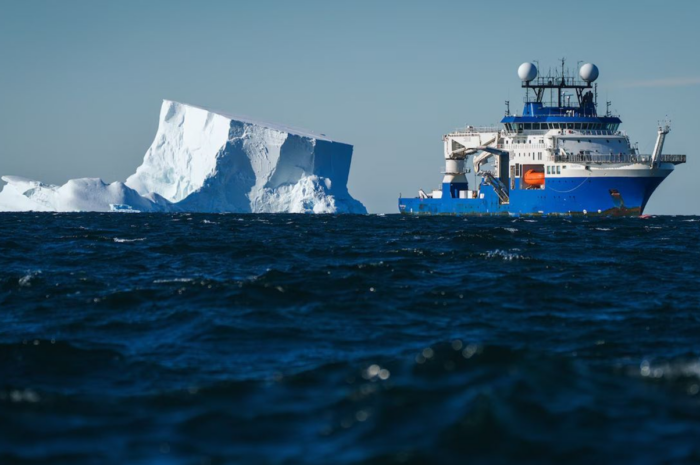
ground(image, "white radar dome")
xmin=579 ymin=63 xmax=599 ymax=82
xmin=518 ymin=62 xmax=538 ymax=82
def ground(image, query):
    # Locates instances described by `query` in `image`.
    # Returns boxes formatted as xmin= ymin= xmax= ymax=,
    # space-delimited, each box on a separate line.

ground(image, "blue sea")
xmin=2 ymin=213 xmax=700 ymax=464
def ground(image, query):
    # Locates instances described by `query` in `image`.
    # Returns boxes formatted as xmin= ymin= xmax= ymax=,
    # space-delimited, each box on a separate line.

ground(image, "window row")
xmin=505 ymin=122 xmax=620 ymax=132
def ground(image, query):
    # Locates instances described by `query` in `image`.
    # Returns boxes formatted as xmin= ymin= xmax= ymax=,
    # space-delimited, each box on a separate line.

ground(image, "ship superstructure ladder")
xmin=481 ymin=172 xmax=510 ymax=204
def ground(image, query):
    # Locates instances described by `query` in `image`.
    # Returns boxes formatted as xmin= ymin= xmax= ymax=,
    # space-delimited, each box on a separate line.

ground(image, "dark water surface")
xmin=1 ymin=213 xmax=700 ymax=464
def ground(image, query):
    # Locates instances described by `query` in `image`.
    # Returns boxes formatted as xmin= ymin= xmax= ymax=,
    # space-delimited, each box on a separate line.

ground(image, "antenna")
xmin=561 ymin=57 xmax=566 ymax=79
xmin=594 ymin=83 xmax=598 ymax=106
xmin=606 ymin=101 xmax=611 ymax=117
xmin=505 ymin=100 xmax=510 ymax=116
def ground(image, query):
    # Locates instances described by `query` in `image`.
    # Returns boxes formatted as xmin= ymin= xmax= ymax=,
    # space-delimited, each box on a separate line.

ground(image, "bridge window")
xmin=524 ymin=123 xmax=532 ymax=130
xmin=574 ymin=123 xmax=581 ymax=129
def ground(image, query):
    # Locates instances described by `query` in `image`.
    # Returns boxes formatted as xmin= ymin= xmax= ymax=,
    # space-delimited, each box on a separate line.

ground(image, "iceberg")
xmin=0 ymin=100 xmax=366 ymax=214
xmin=0 ymin=176 xmax=170 ymax=213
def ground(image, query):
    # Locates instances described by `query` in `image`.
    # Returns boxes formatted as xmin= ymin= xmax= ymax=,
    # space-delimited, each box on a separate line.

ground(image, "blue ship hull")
xmin=399 ymin=175 xmax=667 ymax=216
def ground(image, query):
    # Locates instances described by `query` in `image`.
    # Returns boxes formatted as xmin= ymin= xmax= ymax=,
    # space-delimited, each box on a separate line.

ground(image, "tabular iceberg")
xmin=0 ymin=100 xmax=366 ymax=214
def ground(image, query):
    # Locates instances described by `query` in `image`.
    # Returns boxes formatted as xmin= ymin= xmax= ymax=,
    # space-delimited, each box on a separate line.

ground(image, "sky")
xmin=1 ymin=0 xmax=699 ymax=214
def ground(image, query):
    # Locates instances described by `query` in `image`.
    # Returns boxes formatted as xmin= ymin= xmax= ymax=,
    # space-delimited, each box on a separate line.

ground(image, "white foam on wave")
xmin=153 ymin=278 xmax=194 ymax=284
xmin=113 ymin=238 xmax=146 ymax=243
xmin=18 ymin=270 xmax=41 ymax=287
xmin=484 ymin=249 xmax=525 ymax=261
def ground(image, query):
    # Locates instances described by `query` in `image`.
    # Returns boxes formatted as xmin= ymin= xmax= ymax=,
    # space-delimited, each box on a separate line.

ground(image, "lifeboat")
xmin=523 ymin=169 xmax=545 ymax=186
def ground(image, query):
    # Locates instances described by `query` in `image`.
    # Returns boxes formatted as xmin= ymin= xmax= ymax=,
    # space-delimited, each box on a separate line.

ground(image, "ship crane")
xmin=651 ymin=122 xmax=671 ymax=167
xmin=471 ymin=145 xmax=509 ymax=175
xmin=446 ymin=136 xmax=507 ymax=174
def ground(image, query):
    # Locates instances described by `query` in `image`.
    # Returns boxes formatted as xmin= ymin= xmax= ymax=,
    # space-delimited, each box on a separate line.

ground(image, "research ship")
xmin=399 ymin=61 xmax=686 ymax=216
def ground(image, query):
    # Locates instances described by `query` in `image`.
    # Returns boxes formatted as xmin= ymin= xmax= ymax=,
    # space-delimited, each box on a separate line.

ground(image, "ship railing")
xmin=448 ymin=126 xmax=502 ymax=136
xmin=502 ymin=129 xmax=619 ymax=136
xmin=658 ymin=154 xmax=686 ymax=164
xmin=498 ymin=143 xmax=547 ymax=150
xmin=554 ymin=153 xmax=652 ymax=164
xmin=562 ymin=130 xmax=622 ymax=136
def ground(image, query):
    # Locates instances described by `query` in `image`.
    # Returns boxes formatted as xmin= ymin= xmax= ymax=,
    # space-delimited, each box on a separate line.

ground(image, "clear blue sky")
xmin=1 ymin=0 xmax=698 ymax=213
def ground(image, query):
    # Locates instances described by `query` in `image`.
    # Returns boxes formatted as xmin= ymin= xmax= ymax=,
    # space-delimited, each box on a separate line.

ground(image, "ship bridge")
xmin=501 ymin=60 xmax=622 ymax=133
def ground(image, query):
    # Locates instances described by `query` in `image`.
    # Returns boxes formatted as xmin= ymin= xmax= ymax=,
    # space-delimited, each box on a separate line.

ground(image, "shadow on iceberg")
xmin=0 ymin=100 xmax=366 ymax=214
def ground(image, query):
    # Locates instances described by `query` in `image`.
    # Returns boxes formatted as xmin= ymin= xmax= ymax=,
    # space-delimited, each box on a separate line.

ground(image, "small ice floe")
xmin=109 ymin=204 xmax=141 ymax=213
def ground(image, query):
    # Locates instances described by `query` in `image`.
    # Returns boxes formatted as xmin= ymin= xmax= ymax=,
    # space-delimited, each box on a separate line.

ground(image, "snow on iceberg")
xmin=0 ymin=100 xmax=366 ymax=213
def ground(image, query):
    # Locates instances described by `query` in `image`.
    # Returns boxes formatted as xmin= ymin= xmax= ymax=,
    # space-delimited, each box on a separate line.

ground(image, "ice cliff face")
xmin=127 ymin=100 xmax=365 ymax=213
xmin=0 ymin=100 xmax=365 ymax=213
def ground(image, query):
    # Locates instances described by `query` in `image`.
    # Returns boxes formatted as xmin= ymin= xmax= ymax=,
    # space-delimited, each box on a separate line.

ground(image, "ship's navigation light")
xmin=579 ymin=63 xmax=599 ymax=82
xmin=518 ymin=62 xmax=538 ymax=82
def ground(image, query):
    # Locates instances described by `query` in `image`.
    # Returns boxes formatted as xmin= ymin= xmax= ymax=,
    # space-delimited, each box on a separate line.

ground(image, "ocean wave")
xmin=1 ymin=213 xmax=700 ymax=464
